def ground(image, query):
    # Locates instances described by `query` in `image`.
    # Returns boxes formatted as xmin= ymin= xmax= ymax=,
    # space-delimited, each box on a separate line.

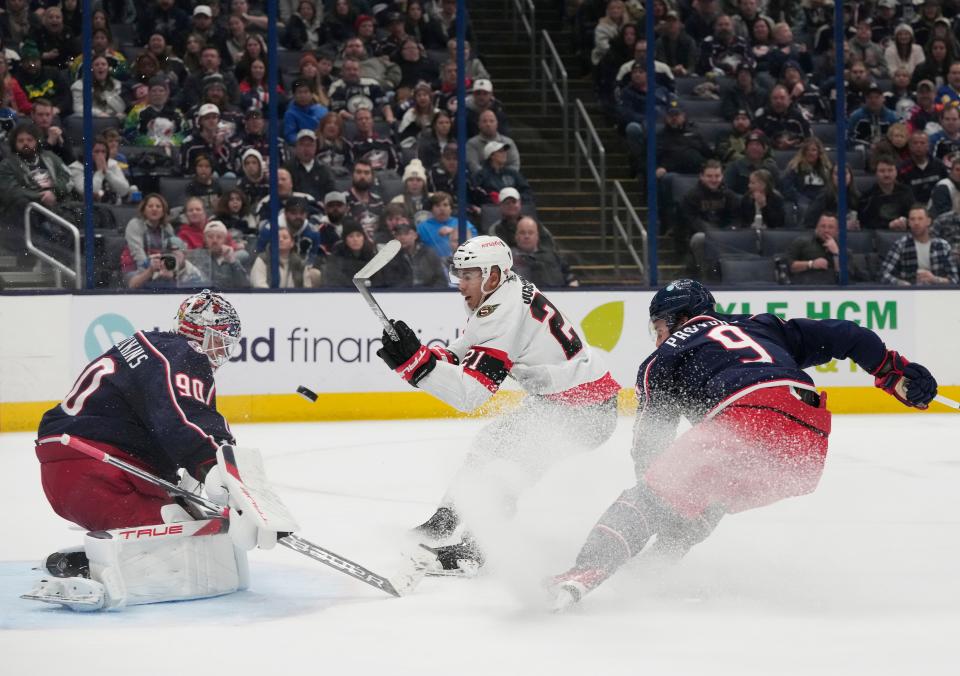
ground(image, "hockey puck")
xmin=296 ymin=385 xmax=318 ymax=402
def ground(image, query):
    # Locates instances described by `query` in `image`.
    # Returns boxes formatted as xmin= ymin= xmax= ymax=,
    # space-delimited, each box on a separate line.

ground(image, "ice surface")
xmin=1 ymin=415 xmax=958 ymax=675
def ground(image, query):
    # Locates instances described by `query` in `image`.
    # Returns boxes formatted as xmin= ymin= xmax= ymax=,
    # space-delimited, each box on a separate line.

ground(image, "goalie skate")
xmin=423 ymin=539 xmax=483 ymax=578
xmin=387 ymin=544 xmax=438 ymax=595
xmin=21 ymin=577 xmax=105 ymax=612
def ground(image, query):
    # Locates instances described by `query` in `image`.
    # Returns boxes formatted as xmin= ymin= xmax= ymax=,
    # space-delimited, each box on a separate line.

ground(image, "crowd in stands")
xmin=0 ymin=0 xmax=581 ymax=292
xmin=577 ymin=0 xmax=960 ymax=285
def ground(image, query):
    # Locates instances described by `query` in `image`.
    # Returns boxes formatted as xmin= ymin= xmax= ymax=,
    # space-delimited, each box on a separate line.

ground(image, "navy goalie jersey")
xmin=637 ymin=312 xmax=888 ymax=424
xmin=38 ymin=330 xmax=234 ymax=480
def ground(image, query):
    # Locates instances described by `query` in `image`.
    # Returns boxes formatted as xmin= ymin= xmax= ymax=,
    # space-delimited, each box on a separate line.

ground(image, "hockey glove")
xmin=871 ymin=350 xmax=937 ymax=409
xmin=376 ymin=320 xmax=437 ymax=386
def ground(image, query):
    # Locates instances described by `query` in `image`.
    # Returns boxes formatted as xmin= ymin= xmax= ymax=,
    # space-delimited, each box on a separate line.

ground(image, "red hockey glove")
xmin=870 ymin=350 xmax=937 ymax=409
xmin=376 ymin=320 xmax=437 ymax=386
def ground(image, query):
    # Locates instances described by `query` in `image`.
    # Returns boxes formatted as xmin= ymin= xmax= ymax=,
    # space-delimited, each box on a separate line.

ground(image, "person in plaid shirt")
xmin=881 ymin=205 xmax=959 ymax=285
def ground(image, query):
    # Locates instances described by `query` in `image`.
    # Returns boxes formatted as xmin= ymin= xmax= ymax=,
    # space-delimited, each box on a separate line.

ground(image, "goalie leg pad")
xmin=83 ymin=518 xmax=249 ymax=609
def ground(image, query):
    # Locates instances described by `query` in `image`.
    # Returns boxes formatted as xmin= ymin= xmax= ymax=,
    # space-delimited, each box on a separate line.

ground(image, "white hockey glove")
xmin=204 ymin=446 xmax=300 ymax=551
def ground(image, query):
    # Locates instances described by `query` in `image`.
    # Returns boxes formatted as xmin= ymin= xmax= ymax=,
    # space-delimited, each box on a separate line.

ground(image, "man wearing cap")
xmin=283 ymin=79 xmax=329 ymax=145
xmin=381 ymin=216 xmax=448 ymax=288
xmin=285 ymin=128 xmax=335 ymax=200
xmin=899 ymin=131 xmax=946 ymax=205
xmin=201 ymin=220 xmax=249 ymax=289
xmin=180 ymin=103 xmax=235 ymax=177
xmin=755 ymin=84 xmax=810 ymax=150
xmin=125 ymin=76 xmax=185 ymax=147
xmin=190 ymin=5 xmax=229 ymax=64
xmin=466 ymin=109 xmax=519 ymax=175
xmin=329 ymin=58 xmax=394 ymax=123
xmin=716 ymin=109 xmax=754 ymax=163
xmin=723 ymin=130 xmax=779 ymax=195
xmin=872 ymin=0 xmax=899 ymax=45
xmin=848 ymin=83 xmax=898 ymax=149
xmin=177 ymin=46 xmax=240 ymax=111
xmin=655 ymin=11 xmax=698 ymax=77
xmin=322 ymin=191 xmax=355 ymax=237
xmin=654 ymin=101 xmax=713 ymax=178
xmin=475 ymin=140 xmax=531 ymax=203
xmin=466 ymin=78 xmax=509 ymax=138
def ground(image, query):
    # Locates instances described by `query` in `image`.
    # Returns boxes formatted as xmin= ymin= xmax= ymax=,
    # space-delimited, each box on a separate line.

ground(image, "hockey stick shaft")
xmin=934 ymin=394 xmax=960 ymax=410
xmin=353 ymin=240 xmax=402 ymax=341
xmin=59 ymin=434 xmax=404 ymax=597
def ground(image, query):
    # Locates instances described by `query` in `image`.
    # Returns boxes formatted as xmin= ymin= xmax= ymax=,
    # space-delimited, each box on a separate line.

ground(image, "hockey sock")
xmin=574 ymin=485 xmax=671 ymax=571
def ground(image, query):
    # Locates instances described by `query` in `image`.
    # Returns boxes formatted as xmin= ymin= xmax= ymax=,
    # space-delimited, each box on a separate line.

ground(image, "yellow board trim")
xmin=3 ymin=386 xmax=958 ymax=433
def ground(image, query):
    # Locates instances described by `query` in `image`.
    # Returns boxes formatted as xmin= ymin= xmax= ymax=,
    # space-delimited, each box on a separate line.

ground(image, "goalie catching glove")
xmin=204 ymin=445 xmax=300 ymax=550
xmin=870 ymin=350 xmax=937 ymax=409
xmin=376 ymin=319 xmax=437 ymax=386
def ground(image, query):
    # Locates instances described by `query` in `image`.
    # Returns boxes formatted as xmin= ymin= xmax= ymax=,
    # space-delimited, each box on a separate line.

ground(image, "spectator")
xmin=200 ymin=220 xmax=249 ymax=289
xmin=732 ymin=0 xmax=766 ymax=41
xmin=254 ymin=167 xmax=318 ymax=221
xmin=136 ymin=0 xmax=190 ymax=49
xmin=177 ymin=46 xmax=240 ymax=112
xmin=716 ymin=109 xmax=754 ymax=163
xmin=465 ymin=78 xmax=508 ymax=138
xmin=466 ymin=109 xmax=519 ymax=175
xmin=654 ymin=100 xmax=714 ymax=177
xmin=408 ymin=2 xmax=446 ymax=51
xmin=932 ymin=209 xmax=960 ymax=266
xmin=122 ymin=193 xmax=181 ymax=272
xmin=346 ymin=159 xmax=385 ymax=238
xmin=487 ymin=186 xmax=552 ymax=250
xmin=869 ymin=122 xmax=911 ymax=170
xmin=337 ymin=36 xmax=401 ymax=91
xmin=283 ymin=79 xmax=328 ymax=145
xmin=68 ymin=27 xmax=128 ymax=83
xmin=180 ymin=103 xmax=236 ymax=177
xmin=723 ymin=130 xmax=779 ymax=196
xmin=802 ymin=166 xmax=862 ymax=230
xmin=929 ymin=104 xmax=960 ymax=161
xmin=767 ymin=22 xmax=813 ymax=79
xmin=899 ymin=131 xmax=946 ymax=204
xmin=257 ymin=195 xmax=337 ymax=266
xmin=595 ymin=23 xmax=638 ymax=110
xmin=176 ymin=196 xmax=212 ymax=249
xmin=185 ymin=154 xmax=223 ymax=211
xmin=780 ymin=61 xmax=829 ymax=122
xmin=0 ymin=52 xmax=29 ymax=115
xmin=859 ymin=157 xmax=915 ymax=230
xmin=144 ymin=33 xmax=188 ymax=87
xmin=319 ymin=0 xmax=356 ymax=46
xmin=382 ymin=217 xmax=448 ymax=288
xmin=885 ymin=67 xmax=916 ymax=117
xmin=285 ymin=128 xmax=335 ymax=201
xmin=435 ymin=61 xmax=470 ymax=117
xmin=935 ymin=61 xmax=960 ymax=108
xmin=417 ymin=191 xmax=477 ymax=259
xmin=250 ymin=225 xmax=315 ymax=288
xmin=395 ymin=38 xmax=439 ymax=90
xmin=831 ymin=60 xmax=874 ymax=120
xmin=911 ymin=38 xmax=952 ymax=90
xmin=373 ymin=202 xmax=410 ymax=245
xmin=786 ymin=213 xmax=843 ymax=285
xmin=226 ymin=0 xmax=269 ymax=34
xmin=884 ymin=24 xmax=925 ymax=79
xmin=592 ymin=0 xmax=627 ymax=66
xmin=293 ymin=52 xmax=332 ymax=108
xmin=720 ymin=65 xmax=768 ymax=122
xmin=31 ymin=98 xmax=75 ymax=165
xmin=0 ymin=0 xmax=31 ymax=49
xmin=655 ymin=10 xmax=698 ymax=77
xmin=215 ymin=188 xmax=257 ymax=237
xmin=391 ymin=160 xmax=431 ymax=223
xmin=849 ymin=19 xmax=888 ymax=79
xmin=912 ymin=0 xmax=944 ymax=47
xmin=28 ymin=5 xmax=79 ymax=70
xmin=510 ymin=216 xmax=578 ymax=288
xmin=685 ymin=0 xmax=720 ymax=43
xmin=445 ymin=38 xmax=489 ymax=80
xmin=681 ymin=159 xmax=741 ymax=274
xmin=881 ymin=205 xmax=959 ymax=285
xmin=617 ymin=63 xmax=671 ymax=167
xmin=124 ymin=76 xmax=185 ymax=147
xmin=781 ymin=136 xmax=832 ymax=209
xmin=191 ymin=75 xmax=244 ymax=138
xmin=18 ymin=46 xmax=71 ymax=116
xmin=475 ymin=140 xmax=532 ymax=203
xmin=316 ymin=112 xmax=352 ymax=177
xmin=224 ymin=13 xmax=249 ymax=65
xmin=871 ymin=0 xmax=898 ymax=44
xmin=739 ymin=169 xmax=787 ymax=229
xmin=321 ymin=190 xmax=355 ymax=238
xmin=697 ymin=14 xmax=754 ymax=77
xmin=283 ymin=0 xmax=322 ymax=51
xmin=234 ymin=108 xmax=283 ymax=167
xmin=239 ymin=58 xmax=287 ymax=113
xmin=349 ymin=107 xmax=401 ymax=173
xmin=0 ymin=123 xmax=73 ymax=225
xmin=929 ymin=152 xmax=960 ymax=218
xmin=755 ymin=85 xmax=810 ymax=150
xmin=125 ymin=246 xmax=202 ymax=290
xmin=191 ymin=6 xmax=229 ymax=66
xmin=68 ymin=138 xmax=129 ymax=205
xmin=329 ymin=58 xmax=394 ymax=123
xmin=398 ymin=81 xmax=437 ymax=144
xmin=417 ymin=110 xmax=454 ymax=169
xmin=427 ymin=142 xmax=486 ymax=211
xmin=237 ymin=148 xmax=269 ymax=206
xmin=847 ymin=84 xmax=898 ymax=150
xmin=322 ymin=221 xmax=380 ymax=287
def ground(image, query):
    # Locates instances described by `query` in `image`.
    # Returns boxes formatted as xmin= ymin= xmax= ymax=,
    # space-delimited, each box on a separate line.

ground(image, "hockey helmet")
xmin=450 ymin=235 xmax=513 ymax=291
xmin=649 ymin=279 xmax=715 ymax=331
xmin=174 ymin=289 xmax=242 ymax=369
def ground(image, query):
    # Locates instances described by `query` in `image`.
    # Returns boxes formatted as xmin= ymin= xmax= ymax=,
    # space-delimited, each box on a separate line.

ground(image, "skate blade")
xmin=424 ymin=558 xmax=481 ymax=578
xmin=388 ymin=544 xmax=438 ymax=596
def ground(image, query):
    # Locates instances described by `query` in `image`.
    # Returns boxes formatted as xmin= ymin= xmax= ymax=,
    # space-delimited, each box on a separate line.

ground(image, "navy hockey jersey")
xmin=38 ymin=331 xmax=234 ymax=480
xmin=632 ymin=313 xmax=887 ymax=464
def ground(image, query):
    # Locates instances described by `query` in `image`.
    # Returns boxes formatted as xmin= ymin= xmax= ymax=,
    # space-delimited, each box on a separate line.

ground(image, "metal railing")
xmin=610 ymin=181 xmax=648 ymax=283
xmin=539 ymin=29 xmax=568 ymax=162
xmin=24 ymin=202 xmax=82 ymax=289
xmin=573 ymin=99 xmax=607 ymax=250
xmin=510 ymin=0 xmax=536 ymax=83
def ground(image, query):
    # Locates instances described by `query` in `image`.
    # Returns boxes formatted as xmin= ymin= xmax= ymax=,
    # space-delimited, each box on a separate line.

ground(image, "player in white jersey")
xmin=377 ymin=236 xmax=621 ymax=572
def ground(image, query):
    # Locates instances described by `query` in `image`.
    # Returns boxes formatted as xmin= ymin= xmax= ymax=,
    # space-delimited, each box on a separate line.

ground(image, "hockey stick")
xmin=59 ymin=434 xmax=434 ymax=597
xmin=934 ymin=394 xmax=960 ymax=410
xmin=353 ymin=239 xmax=402 ymax=341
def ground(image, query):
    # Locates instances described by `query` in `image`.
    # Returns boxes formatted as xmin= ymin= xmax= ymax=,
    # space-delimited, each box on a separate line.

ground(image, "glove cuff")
xmin=395 ymin=345 xmax=436 ymax=385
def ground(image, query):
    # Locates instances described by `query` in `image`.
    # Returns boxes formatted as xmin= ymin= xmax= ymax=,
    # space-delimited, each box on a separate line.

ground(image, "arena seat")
xmin=719 ymin=255 xmax=777 ymax=284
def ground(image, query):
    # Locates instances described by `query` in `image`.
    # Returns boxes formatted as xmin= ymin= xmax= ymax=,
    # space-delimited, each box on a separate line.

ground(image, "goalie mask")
xmin=174 ymin=289 xmax=242 ymax=369
xmin=450 ymin=235 xmax=513 ymax=295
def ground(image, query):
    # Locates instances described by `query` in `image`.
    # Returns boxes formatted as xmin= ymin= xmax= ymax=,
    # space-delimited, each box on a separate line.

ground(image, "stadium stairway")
xmin=472 ymin=3 xmax=682 ymax=285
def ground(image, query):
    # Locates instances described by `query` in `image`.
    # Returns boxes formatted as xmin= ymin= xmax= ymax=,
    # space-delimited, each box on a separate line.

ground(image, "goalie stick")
xmin=353 ymin=239 xmax=402 ymax=341
xmin=58 ymin=434 xmax=434 ymax=598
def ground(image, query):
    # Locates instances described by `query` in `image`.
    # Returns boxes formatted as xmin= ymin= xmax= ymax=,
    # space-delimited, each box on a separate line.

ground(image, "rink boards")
xmin=1 ymin=288 xmax=957 ymax=431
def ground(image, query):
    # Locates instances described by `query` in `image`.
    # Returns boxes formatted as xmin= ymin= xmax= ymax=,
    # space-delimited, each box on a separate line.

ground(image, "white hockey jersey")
xmin=419 ymin=273 xmax=620 ymax=412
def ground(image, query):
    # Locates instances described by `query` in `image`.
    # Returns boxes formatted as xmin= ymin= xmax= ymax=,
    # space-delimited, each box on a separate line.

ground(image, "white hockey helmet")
xmin=450 ymin=235 xmax=513 ymax=291
xmin=174 ymin=289 xmax=242 ymax=369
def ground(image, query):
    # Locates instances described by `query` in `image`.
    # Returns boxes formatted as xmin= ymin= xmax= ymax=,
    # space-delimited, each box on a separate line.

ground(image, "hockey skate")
xmin=21 ymin=576 xmax=106 ymax=612
xmin=423 ymin=535 xmax=484 ymax=577
xmin=412 ymin=506 xmax=460 ymax=542
xmin=42 ymin=548 xmax=90 ymax=578
xmin=545 ymin=567 xmax=611 ymax=612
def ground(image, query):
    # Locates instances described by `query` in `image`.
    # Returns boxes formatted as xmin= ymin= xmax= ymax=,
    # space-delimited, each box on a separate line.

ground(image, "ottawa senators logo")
xmin=477 ymin=304 xmax=500 ymax=318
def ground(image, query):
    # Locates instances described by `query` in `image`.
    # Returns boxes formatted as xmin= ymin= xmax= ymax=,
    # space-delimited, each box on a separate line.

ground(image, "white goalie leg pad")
xmin=83 ymin=518 xmax=249 ymax=609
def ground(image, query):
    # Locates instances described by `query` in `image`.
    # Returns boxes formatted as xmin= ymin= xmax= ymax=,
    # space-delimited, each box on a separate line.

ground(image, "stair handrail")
xmin=509 ymin=0 xmax=536 ymax=83
xmin=610 ymin=180 xmax=648 ymax=283
xmin=539 ymin=29 xmax=569 ymax=162
xmin=24 ymin=201 xmax=82 ymax=289
xmin=573 ymin=98 xmax=607 ymax=250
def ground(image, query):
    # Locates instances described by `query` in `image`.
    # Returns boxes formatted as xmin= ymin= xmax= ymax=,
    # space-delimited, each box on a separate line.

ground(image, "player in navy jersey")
xmin=35 ymin=289 xmax=241 ymax=532
xmin=548 ymin=279 xmax=938 ymax=610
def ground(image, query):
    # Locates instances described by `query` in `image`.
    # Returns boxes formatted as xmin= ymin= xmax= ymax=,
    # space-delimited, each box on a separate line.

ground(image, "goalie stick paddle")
xmin=58 ymin=434 xmax=433 ymax=597
xmin=353 ymin=239 xmax=401 ymax=341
